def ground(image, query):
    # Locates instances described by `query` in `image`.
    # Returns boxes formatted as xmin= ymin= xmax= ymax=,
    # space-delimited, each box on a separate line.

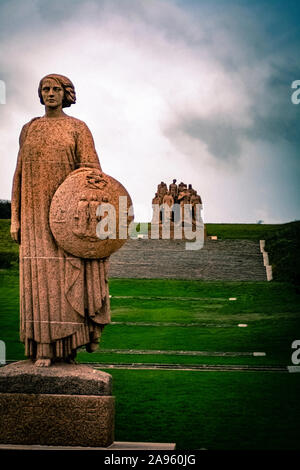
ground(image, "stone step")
xmin=108 ymin=239 xmax=267 ymax=281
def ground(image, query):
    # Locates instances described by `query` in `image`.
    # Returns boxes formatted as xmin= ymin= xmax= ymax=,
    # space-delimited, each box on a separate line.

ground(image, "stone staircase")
xmin=108 ymin=239 xmax=267 ymax=281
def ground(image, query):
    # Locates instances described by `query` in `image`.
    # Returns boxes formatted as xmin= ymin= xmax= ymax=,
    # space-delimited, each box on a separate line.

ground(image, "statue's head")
xmin=38 ymin=74 xmax=76 ymax=108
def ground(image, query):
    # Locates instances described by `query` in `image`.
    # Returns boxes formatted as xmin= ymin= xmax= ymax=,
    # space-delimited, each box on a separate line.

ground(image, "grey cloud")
xmin=246 ymin=65 xmax=300 ymax=147
xmin=164 ymin=41 xmax=300 ymax=166
xmin=165 ymin=116 xmax=244 ymax=161
xmin=0 ymin=0 xmax=299 ymax=222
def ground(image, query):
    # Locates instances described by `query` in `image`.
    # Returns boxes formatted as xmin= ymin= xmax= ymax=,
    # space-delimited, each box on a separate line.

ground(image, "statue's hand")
xmin=10 ymin=222 xmax=20 ymax=244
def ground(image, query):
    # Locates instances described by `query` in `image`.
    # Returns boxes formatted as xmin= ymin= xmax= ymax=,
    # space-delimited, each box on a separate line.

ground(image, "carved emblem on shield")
xmin=49 ymin=168 xmax=134 ymax=258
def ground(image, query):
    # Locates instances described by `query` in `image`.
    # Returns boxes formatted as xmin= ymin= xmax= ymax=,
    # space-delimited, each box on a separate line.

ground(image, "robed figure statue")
xmin=11 ymin=74 xmax=111 ymax=366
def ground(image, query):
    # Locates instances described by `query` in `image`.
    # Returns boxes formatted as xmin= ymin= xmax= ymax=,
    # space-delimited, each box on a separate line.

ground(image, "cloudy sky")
xmin=0 ymin=0 xmax=299 ymax=223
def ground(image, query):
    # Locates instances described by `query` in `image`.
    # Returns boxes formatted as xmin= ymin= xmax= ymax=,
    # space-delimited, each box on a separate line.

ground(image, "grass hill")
xmin=0 ymin=218 xmax=299 ymax=449
xmin=265 ymin=221 xmax=300 ymax=286
xmin=205 ymin=221 xmax=300 ymax=286
xmin=0 ymin=219 xmax=18 ymax=268
xmin=1 ymin=219 xmax=299 ymax=284
xmin=206 ymin=223 xmax=283 ymax=240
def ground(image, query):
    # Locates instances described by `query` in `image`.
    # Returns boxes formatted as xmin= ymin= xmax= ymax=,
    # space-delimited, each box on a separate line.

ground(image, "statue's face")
xmin=41 ymin=78 xmax=64 ymax=108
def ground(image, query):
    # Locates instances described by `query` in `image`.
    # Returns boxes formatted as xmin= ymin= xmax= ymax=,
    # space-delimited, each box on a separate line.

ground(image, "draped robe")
xmin=11 ymin=115 xmax=110 ymax=359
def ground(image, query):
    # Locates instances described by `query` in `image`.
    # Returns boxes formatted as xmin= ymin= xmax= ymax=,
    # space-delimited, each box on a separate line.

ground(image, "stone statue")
xmin=10 ymin=74 xmax=113 ymax=367
xmin=177 ymin=188 xmax=190 ymax=222
xmin=178 ymin=188 xmax=190 ymax=204
xmin=163 ymin=191 xmax=174 ymax=206
xmin=190 ymin=192 xmax=200 ymax=222
xmin=74 ymin=194 xmax=90 ymax=236
xmin=152 ymin=192 xmax=160 ymax=205
xmin=88 ymin=194 xmax=102 ymax=238
xmin=162 ymin=191 xmax=174 ymax=222
xmin=187 ymin=183 xmax=196 ymax=197
xmin=169 ymin=179 xmax=178 ymax=200
xmin=195 ymin=193 xmax=202 ymax=205
xmin=151 ymin=179 xmax=204 ymax=239
xmin=177 ymin=181 xmax=186 ymax=194
xmin=151 ymin=192 xmax=161 ymax=224
xmin=157 ymin=181 xmax=167 ymax=202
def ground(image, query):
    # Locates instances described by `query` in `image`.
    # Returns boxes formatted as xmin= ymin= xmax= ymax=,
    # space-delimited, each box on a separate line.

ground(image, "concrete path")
xmin=97 ymin=348 xmax=265 ymax=357
xmin=91 ymin=363 xmax=286 ymax=372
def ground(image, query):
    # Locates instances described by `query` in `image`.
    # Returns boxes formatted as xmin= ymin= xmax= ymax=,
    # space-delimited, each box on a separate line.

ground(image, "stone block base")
xmin=0 ymin=393 xmax=114 ymax=447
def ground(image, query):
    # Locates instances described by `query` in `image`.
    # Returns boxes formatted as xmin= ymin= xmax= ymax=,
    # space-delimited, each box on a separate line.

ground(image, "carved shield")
xmin=49 ymin=168 xmax=134 ymax=258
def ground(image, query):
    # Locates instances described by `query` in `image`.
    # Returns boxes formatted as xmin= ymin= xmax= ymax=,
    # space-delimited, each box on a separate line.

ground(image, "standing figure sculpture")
xmin=74 ymin=194 xmax=90 ymax=236
xmin=10 ymin=74 xmax=111 ymax=367
xmin=169 ymin=179 xmax=178 ymax=201
xmin=162 ymin=191 xmax=174 ymax=223
xmin=157 ymin=181 xmax=167 ymax=203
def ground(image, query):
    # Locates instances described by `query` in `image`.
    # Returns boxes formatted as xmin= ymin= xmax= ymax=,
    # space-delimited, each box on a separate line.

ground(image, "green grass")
xmin=107 ymin=369 xmax=300 ymax=450
xmin=85 ymin=320 xmax=297 ymax=365
xmin=0 ymin=219 xmax=19 ymax=268
xmin=265 ymin=221 xmax=300 ymax=285
xmin=1 ymin=272 xmax=300 ymax=449
xmin=1 ymin=218 xmax=300 ymax=450
xmin=0 ymin=219 xmax=295 ymax=246
xmin=89 ymin=318 xmax=296 ymax=356
xmin=1 ymin=219 xmax=299 ymax=283
xmin=205 ymin=223 xmax=283 ymax=240
xmin=135 ymin=222 xmax=285 ymax=240
xmin=1 ymin=272 xmax=299 ymax=367
xmin=0 ymin=220 xmax=16 ymax=252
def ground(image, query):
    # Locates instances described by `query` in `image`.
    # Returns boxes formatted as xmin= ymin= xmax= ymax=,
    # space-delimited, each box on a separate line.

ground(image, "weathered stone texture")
xmin=0 ymin=360 xmax=112 ymax=396
xmin=109 ymin=239 xmax=267 ymax=281
xmin=0 ymin=393 xmax=114 ymax=447
xmin=50 ymin=168 xmax=133 ymax=259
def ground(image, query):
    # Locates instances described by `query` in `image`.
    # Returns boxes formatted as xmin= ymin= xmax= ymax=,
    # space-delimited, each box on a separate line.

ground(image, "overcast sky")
xmin=0 ymin=0 xmax=299 ymax=223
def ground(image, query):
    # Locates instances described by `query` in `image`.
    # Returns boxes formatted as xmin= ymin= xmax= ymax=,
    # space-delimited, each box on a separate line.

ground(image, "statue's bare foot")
xmin=35 ymin=358 xmax=51 ymax=367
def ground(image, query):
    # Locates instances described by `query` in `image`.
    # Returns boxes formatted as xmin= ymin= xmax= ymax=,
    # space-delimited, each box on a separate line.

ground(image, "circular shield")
xmin=49 ymin=167 xmax=134 ymax=258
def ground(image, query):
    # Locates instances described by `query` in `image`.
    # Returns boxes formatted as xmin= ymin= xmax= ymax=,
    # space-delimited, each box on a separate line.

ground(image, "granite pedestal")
xmin=0 ymin=361 xmax=114 ymax=447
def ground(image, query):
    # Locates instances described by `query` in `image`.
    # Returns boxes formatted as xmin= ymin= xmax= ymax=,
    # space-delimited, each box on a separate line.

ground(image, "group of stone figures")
xmin=152 ymin=179 xmax=203 ymax=224
xmin=73 ymin=194 xmax=109 ymax=239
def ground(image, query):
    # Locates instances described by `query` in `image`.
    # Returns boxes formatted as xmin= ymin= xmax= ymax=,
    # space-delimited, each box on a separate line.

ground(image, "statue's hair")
xmin=38 ymin=74 xmax=76 ymax=108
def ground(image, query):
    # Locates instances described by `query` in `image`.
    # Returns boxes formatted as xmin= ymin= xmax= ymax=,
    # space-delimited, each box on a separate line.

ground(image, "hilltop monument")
xmin=151 ymin=179 xmax=206 ymax=240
